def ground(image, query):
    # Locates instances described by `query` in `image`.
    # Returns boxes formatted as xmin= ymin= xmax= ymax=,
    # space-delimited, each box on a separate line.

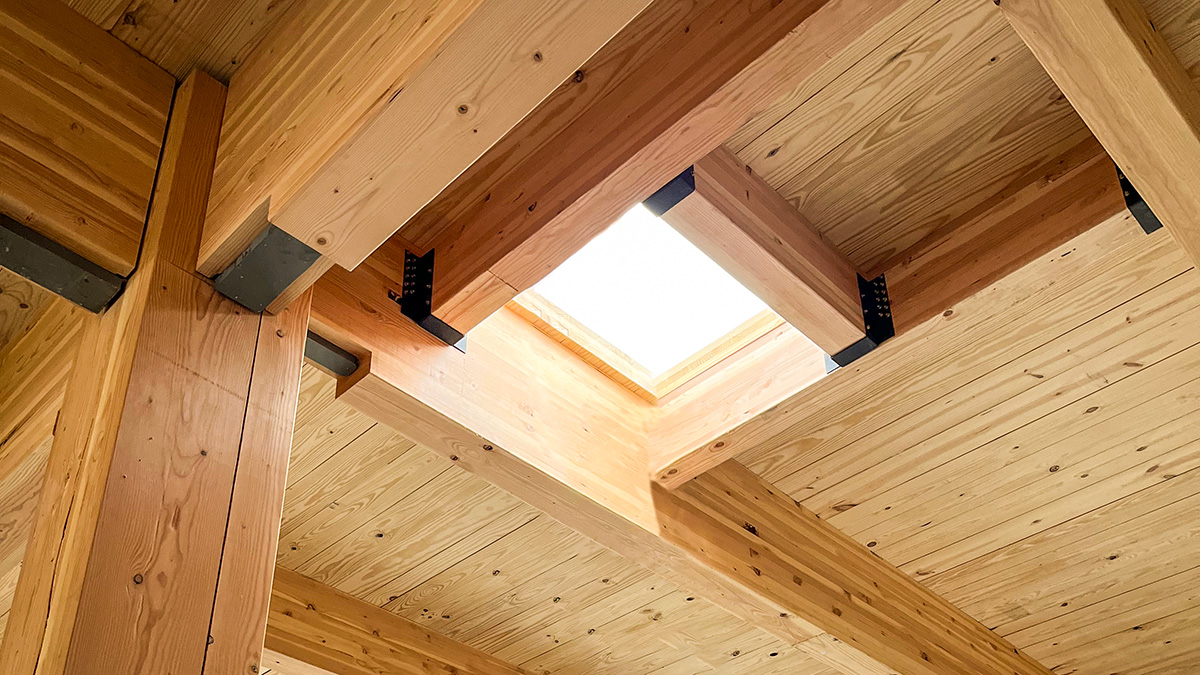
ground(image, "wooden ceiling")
xmin=267 ymin=364 xmax=840 ymax=675
xmin=3 ymin=0 xmax=1200 ymax=674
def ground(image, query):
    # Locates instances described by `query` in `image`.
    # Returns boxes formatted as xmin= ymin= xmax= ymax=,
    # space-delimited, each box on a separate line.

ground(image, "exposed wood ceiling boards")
xmin=105 ymin=0 xmax=299 ymax=82
xmin=727 ymin=0 xmax=1200 ymax=278
xmin=0 ymin=0 xmax=174 ymax=276
xmin=658 ymin=147 xmax=864 ymax=355
xmin=266 ymin=566 xmax=530 ymax=675
xmin=999 ymin=0 xmax=1200 ymax=267
xmin=397 ymin=0 xmax=920 ymax=334
xmin=309 ymin=258 xmax=1053 ymax=674
xmin=731 ymin=227 xmax=1200 ymax=671
xmin=656 ymin=461 xmax=1050 ymax=675
xmin=278 ymin=364 xmax=837 ymax=675
xmin=63 ymin=0 xmax=298 ymax=82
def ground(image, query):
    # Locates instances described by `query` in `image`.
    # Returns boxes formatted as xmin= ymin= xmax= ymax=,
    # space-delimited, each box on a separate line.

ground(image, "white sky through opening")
xmin=533 ymin=204 xmax=770 ymax=376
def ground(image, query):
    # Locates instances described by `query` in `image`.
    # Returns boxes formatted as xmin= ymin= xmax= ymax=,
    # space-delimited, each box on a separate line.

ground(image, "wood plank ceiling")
xmin=2 ymin=0 xmax=1200 ymax=673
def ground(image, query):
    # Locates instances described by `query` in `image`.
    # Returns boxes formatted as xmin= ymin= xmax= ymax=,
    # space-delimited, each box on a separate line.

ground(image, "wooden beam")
xmin=0 ymin=0 xmax=173 ymax=276
xmin=265 ymin=566 xmax=528 ymax=675
xmin=0 ymin=72 xmax=308 ymax=675
xmin=308 ymin=259 xmax=1054 ymax=675
xmin=649 ymin=137 xmax=1130 ymax=487
xmin=997 ymin=0 xmax=1200 ymax=266
xmin=656 ymin=461 xmax=1052 ymax=675
xmin=197 ymin=0 xmax=653 ymax=310
xmin=885 ymin=136 xmax=1124 ymax=334
xmin=657 ymin=146 xmax=864 ymax=355
xmin=386 ymin=0 xmax=919 ymax=334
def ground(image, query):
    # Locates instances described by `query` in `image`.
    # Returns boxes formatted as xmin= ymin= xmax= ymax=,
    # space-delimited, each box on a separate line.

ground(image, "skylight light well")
xmin=533 ymin=204 xmax=769 ymax=376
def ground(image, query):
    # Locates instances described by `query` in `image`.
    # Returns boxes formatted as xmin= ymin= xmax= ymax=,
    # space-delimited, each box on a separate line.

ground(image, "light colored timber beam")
xmin=382 ymin=0 xmax=920 ymax=335
xmin=655 ymin=146 xmax=864 ymax=355
xmin=650 ymin=136 xmax=1129 ymax=487
xmin=307 ymin=259 xmax=1054 ymax=675
xmin=197 ymin=0 xmax=654 ymax=311
xmin=0 ymin=0 xmax=173 ymax=277
xmin=997 ymin=0 xmax=1200 ymax=266
xmin=0 ymin=72 xmax=310 ymax=675
xmin=265 ymin=566 xmax=528 ymax=675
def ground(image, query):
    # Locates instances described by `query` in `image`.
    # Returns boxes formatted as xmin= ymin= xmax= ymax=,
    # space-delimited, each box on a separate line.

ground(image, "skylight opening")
xmin=531 ymin=203 xmax=771 ymax=377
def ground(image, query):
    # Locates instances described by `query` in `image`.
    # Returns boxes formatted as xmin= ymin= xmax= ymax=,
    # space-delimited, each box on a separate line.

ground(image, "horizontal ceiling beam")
xmin=265 ymin=566 xmax=528 ymax=675
xmin=650 ymin=136 xmax=1131 ymax=488
xmin=197 ymin=0 xmax=653 ymax=311
xmin=308 ymin=257 xmax=1054 ymax=675
xmin=655 ymin=146 xmax=865 ymax=355
xmin=389 ymin=0 xmax=920 ymax=335
xmin=997 ymin=0 xmax=1200 ymax=267
xmin=0 ymin=0 xmax=174 ymax=276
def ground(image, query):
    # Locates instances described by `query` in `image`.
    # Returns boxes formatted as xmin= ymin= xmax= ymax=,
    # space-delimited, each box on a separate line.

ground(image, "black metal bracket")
xmin=0 ymin=213 xmax=126 ymax=312
xmin=389 ymin=248 xmax=466 ymax=352
xmin=1115 ymin=164 xmax=1163 ymax=235
xmin=213 ymin=224 xmax=322 ymax=312
xmin=829 ymin=274 xmax=894 ymax=368
xmin=643 ymin=166 xmax=696 ymax=216
xmin=304 ymin=331 xmax=360 ymax=377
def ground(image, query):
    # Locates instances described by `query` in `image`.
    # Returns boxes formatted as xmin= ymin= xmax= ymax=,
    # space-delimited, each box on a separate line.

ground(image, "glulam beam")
xmin=308 ymin=258 xmax=1055 ymax=675
xmin=998 ymin=0 xmax=1200 ymax=266
xmin=655 ymin=146 xmax=864 ymax=355
xmin=387 ymin=0 xmax=919 ymax=335
xmin=650 ymin=137 xmax=1130 ymax=488
xmin=197 ymin=0 xmax=654 ymax=311
xmin=265 ymin=566 xmax=528 ymax=675
xmin=0 ymin=73 xmax=309 ymax=675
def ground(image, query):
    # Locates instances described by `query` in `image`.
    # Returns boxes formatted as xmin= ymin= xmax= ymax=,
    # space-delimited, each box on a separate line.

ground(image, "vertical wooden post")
xmin=0 ymin=71 xmax=309 ymax=675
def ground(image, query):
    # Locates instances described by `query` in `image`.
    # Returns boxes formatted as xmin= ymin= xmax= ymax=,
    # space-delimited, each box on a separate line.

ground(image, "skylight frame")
xmin=509 ymin=290 xmax=787 ymax=402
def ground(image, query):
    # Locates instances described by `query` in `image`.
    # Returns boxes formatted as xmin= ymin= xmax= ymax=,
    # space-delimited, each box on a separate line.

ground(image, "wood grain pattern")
xmin=0 ymin=72 xmax=311 ymax=675
xmin=999 ymin=0 xmax=1200 ymax=267
xmin=267 ymin=0 xmax=654 ymax=272
xmin=309 ymin=255 xmax=1052 ymax=674
xmin=109 ymin=0 xmax=300 ymax=81
xmin=197 ymin=0 xmax=491 ymax=275
xmin=407 ymin=0 xmax=917 ymax=333
xmin=661 ymin=146 xmax=863 ymax=354
xmin=657 ymin=461 xmax=1051 ymax=675
xmin=0 ymin=269 xmax=55 ymax=351
xmin=273 ymin=368 xmax=843 ymax=675
xmin=267 ymin=566 xmax=529 ymax=675
xmin=0 ymin=0 xmax=173 ymax=275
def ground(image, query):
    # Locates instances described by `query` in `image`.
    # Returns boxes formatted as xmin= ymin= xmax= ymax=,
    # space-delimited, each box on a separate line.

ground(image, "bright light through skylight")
xmin=533 ymin=204 xmax=769 ymax=376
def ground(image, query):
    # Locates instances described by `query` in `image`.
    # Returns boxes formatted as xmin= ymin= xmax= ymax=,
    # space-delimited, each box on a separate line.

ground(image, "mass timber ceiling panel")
xmin=62 ymin=0 xmax=298 ymax=82
xmin=277 ymin=364 xmax=839 ymax=675
xmin=727 ymin=0 xmax=1200 ymax=276
xmin=735 ymin=212 xmax=1200 ymax=672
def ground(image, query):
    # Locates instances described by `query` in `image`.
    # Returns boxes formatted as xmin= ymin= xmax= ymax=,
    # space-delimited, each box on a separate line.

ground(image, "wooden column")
xmin=0 ymin=72 xmax=309 ymax=675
